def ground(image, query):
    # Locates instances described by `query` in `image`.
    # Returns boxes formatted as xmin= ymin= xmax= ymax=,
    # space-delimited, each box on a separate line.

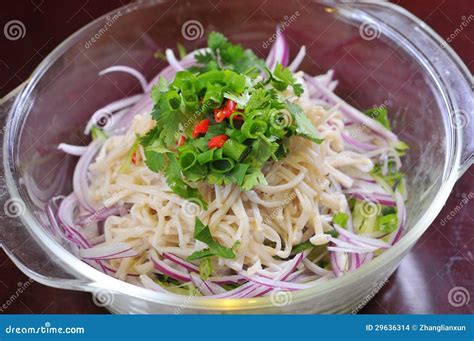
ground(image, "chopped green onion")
xmin=228 ymin=163 xmax=249 ymax=186
xmin=182 ymin=92 xmax=198 ymax=110
xmin=171 ymin=70 xmax=194 ymax=89
xmin=179 ymin=149 xmax=197 ymax=171
xmin=203 ymin=87 xmax=223 ymax=109
xmin=222 ymin=139 xmax=248 ymax=161
xmin=197 ymin=149 xmax=214 ymax=165
xmin=228 ymin=129 xmax=248 ymax=143
xmin=241 ymin=119 xmax=268 ymax=139
xmin=210 ymin=158 xmax=235 ymax=173
xmin=162 ymin=90 xmax=181 ymax=111
xmin=183 ymin=163 xmax=207 ymax=182
xmin=193 ymin=138 xmax=209 ymax=153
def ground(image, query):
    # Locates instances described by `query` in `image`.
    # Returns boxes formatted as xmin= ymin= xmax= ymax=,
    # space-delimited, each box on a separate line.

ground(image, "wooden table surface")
xmin=0 ymin=0 xmax=472 ymax=314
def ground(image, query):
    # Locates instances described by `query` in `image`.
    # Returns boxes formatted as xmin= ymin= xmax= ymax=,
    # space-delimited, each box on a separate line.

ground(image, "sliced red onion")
xmin=333 ymin=224 xmax=391 ymax=250
xmin=265 ymin=48 xmax=275 ymax=70
xmin=209 ymin=274 xmax=246 ymax=285
xmin=304 ymin=75 xmax=398 ymax=141
xmin=189 ymin=273 xmax=227 ymax=296
xmin=288 ymin=45 xmax=306 ymax=72
xmin=99 ymin=65 xmax=148 ymax=92
xmin=346 ymin=191 xmax=397 ymax=207
xmin=341 ymin=132 xmax=379 ymax=151
xmin=84 ymin=94 xmax=143 ymax=134
xmin=328 ymin=236 xmax=378 ymax=253
xmin=302 ymin=259 xmax=330 ymax=276
xmin=149 ymin=250 xmax=191 ymax=282
xmin=57 ymin=194 xmax=91 ymax=248
xmin=165 ymin=49 xmax=185 ymax=71
xmin=72 ymin=139 xmax=103 ymax=212
xmin=328 ymin=246 xmax=376 ymax=254
xmin=79 ymin=242 xmax=138 ymax=260
xmin=57 ymin=143 xmax=87 ymax=156
xmin=207 ymin=282 xmax=256 ymax=299
xmin=266 ymin=26 xmax=289 ymax=69
xmin=190 ymin=273 xmax=215 ymax=296
xmin=244 ymin=252 xmax=306 ymax=297
xmin=162 ymin=253 xmax=199 ymax=273
xmin=330 ymin=251 xmax=343 ymax=277
xmin=238 ymin=272 xmax=310 ymax=291
xmin=76 ymin=206 xmax=122 ymax=227
xmin=354 ymin=177 xmax=377 ymax=184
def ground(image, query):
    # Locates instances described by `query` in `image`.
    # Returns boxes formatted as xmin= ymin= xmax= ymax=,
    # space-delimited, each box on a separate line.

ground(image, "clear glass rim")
xmin=2 ymin=0 xmax=467 ymax=310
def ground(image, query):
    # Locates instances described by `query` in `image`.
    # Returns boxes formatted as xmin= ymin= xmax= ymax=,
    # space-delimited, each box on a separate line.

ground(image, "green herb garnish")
xmin=187 ymin=218 xmax=238 ymax=261
xmin=332 ymin=212 xmax=349 ymax=228
xmin=140 ymin=32 xmax=323 ymax=205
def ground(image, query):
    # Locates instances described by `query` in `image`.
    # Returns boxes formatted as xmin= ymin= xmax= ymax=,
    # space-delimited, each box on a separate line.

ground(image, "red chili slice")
xmin=224 ymin=99 xmax=236 ymax=114
xmin=213 ymin=109 xmax=226 ymax=123
xmin=177 ymin=135 xmax=186 ymax=146
xmin=192 ymin=119 xmax=210 ymax=138
xmin=208 ymin=134 xmax=229 ymax=149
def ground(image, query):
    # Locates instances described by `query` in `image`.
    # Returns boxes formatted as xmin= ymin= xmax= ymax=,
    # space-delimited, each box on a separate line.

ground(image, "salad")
xmin=51 ymin=30 xmax=408 ymax=298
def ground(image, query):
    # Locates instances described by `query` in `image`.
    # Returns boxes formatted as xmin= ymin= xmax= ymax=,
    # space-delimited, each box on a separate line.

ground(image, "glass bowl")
xmin=0 ymin=0 xmax=472 ymax=313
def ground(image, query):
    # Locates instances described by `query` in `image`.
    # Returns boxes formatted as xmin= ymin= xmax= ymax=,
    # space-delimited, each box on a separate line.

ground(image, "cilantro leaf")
xmin=241 ymin=168 xmax=267 ymax=191
xmin=286 ymin=102 xmax=324 ymax=144
xmin=273 ymin=63 xmax=304 ymax=96
xmin=165 ymin=154 xmax=207 ymax=209
xmin=187 ymin=218 xmax=237 ymax=261
xmin=191 ymin=31 xmax=265 ymax=77
xmin=290 ymin=240 xmax=314 ymax=255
